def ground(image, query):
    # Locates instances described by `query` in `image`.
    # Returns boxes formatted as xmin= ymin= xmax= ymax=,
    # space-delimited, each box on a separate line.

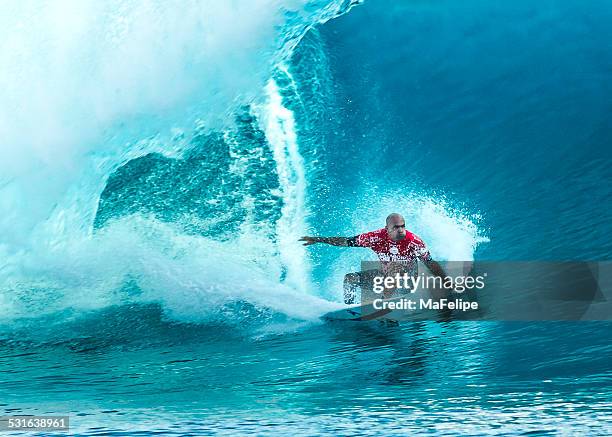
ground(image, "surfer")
xmin=300 ymin=213 xmax=449 ymax=304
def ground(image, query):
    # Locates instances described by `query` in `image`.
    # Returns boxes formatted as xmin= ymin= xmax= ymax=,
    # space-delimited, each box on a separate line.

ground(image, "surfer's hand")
xmin=300 ymin=236 xmax=318 ymax=246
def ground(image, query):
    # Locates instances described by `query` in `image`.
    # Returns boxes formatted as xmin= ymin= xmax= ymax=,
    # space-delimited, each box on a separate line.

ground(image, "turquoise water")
xmin=1 ymin=0 xmax=611 ymax=435
xmin=3 ymin=315 xmax=612 ymax=435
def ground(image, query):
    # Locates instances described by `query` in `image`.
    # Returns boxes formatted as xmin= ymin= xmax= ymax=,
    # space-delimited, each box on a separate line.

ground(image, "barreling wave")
xmin=0 ymin=0 xmax=486 ymax=336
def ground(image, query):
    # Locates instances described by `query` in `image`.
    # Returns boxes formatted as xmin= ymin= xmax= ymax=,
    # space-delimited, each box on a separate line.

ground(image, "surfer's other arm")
xmin=299 ymin=236 xmax=358 ymax=247
xmin=421 ymin=256 xmax=459 ymax=294
xmin=421 ymin=257 xmax=447 ymax=279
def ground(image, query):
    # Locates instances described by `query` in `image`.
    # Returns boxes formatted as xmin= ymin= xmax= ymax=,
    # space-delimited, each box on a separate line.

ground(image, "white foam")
xmin=0 ymin=0 xmax=349 ymax=254
xmin=255 ymin=77 xmax=311 ymax=293
xmin=0 ymin=215 xmax=339 ymax=327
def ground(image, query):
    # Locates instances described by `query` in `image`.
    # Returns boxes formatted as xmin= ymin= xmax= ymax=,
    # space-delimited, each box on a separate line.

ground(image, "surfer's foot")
xmin=343 ymin=288 xmax=355 ymax=304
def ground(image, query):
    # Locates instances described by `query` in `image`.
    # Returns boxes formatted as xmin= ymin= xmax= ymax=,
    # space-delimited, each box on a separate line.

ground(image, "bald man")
xmin=300 ymin=213 xmax=448 ymax=304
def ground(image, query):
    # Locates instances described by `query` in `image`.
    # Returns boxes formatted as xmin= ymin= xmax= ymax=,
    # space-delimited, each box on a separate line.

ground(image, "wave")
xmin=0 ymin=0 xmax=359 ymax=251
xmin=0 ymin=0 xmax=487 ymax=334
xmin=0 ymin=0 xmax=357 ymax=330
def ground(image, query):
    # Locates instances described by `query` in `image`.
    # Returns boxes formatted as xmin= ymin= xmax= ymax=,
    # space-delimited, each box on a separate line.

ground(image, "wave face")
xmin=309 ymin=0 xmax=612 ymax=263
xmin=1 ymin=0 xmax=612 ymax=434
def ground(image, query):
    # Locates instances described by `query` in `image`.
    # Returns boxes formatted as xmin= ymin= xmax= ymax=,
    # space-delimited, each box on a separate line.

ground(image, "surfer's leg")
xmin=343 ymin=272 xmax=360 ymax=304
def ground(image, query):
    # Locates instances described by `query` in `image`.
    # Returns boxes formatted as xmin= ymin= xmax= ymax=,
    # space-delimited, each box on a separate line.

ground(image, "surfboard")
xmin=321 ymin=297 xmax=399 ymax=322
xmin=321 ymin=295 xmax=441 ymax=322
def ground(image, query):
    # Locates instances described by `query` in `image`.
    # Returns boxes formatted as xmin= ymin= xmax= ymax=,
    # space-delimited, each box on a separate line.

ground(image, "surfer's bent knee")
xmin=344 ymin=273 xmax=360 ymax=284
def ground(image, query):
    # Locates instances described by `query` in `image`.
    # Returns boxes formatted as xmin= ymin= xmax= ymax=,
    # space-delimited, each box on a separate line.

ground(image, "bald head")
xmin=386 ymin=213 xmax=404 ymax=226
xmin=386 ymin=213 xmax=407 ymax=241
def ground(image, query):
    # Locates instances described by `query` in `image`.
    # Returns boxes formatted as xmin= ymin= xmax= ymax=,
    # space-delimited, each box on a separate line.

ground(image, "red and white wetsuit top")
xmin=351 ymin=228 xmax=431 ymax=271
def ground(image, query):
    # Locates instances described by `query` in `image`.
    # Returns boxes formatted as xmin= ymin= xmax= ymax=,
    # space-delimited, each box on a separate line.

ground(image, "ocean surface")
xmin=1 ymin=0 xmax=611 ymax=435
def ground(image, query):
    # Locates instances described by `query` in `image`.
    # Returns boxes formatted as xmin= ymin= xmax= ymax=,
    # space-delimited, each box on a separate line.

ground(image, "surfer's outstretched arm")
xmin=299 ymin=236 xmax=357 ymax=247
